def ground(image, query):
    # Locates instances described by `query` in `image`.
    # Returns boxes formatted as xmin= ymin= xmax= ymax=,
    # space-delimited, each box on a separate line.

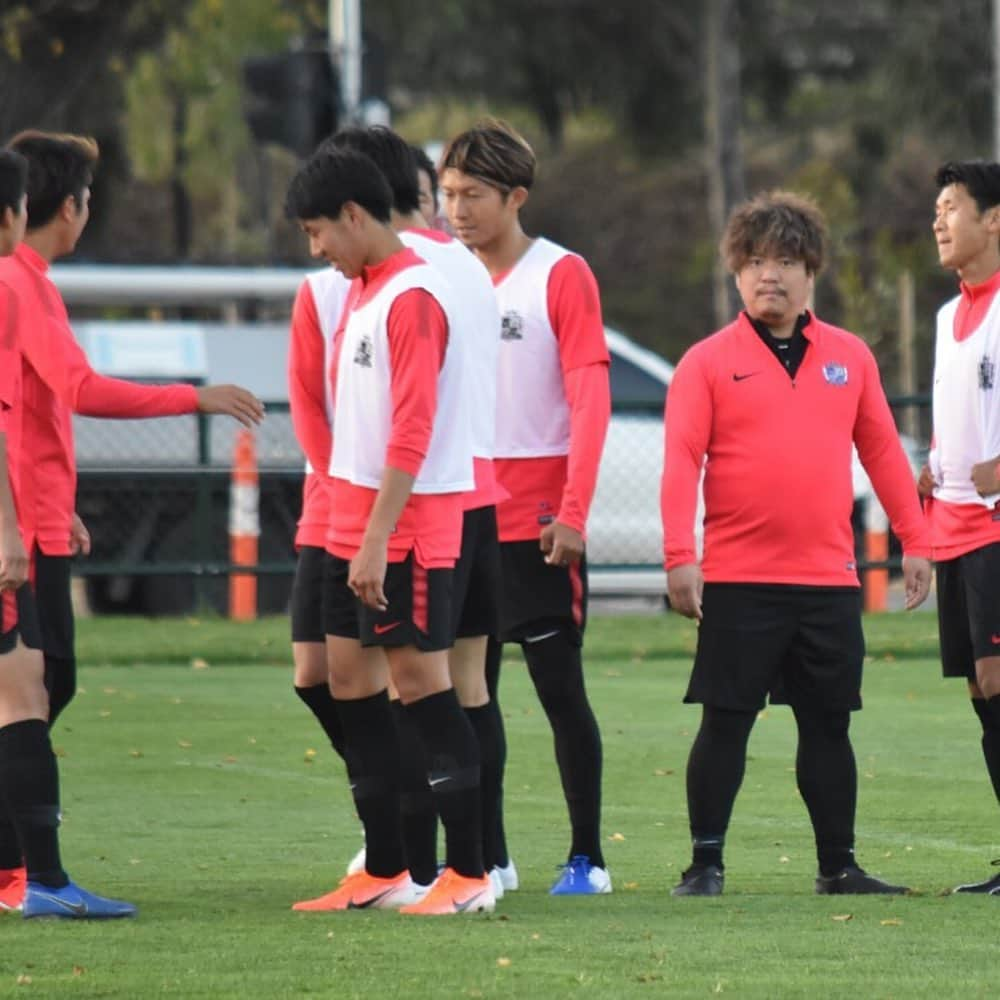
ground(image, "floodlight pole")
xmin=330 ymin=0 xmax=362 ymax=124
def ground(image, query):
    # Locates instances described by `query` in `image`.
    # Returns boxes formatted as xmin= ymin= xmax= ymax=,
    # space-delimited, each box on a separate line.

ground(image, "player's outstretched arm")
xmin=195 ymin=385 xmax=265 ymax=428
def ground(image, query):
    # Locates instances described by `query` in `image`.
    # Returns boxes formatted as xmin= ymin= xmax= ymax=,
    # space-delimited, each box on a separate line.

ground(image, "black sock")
xmin=336 ymin=692 xmax=405 ymax=878
xmin=972 ymin=697 xmax=1000 ymax=805
xmin=403 ymin=690 xmax=483 ymax=879
xmin=483 ymin=637 xmax=509 ymax=866
xmin=465 ymin=702 xmax=505 ymax=870
xmin=0 ymin=806 xmax=21 ymax=870
xmin=44 ymin=654 xmax=77 ymax=727
xmin=0 ymin=720 xmax=67 ymax=887
xmin=391 ymin=700 xmax=438 ymax=886
xmin=686 ymin=706 xmax=758 ymax=870
xmin=522 ymin=629 xmax=605 ymax=867
xmin=294 ymin=683 xmax=346 ymax=759
xmin=792 ymin=705 xmax=857 ymax=877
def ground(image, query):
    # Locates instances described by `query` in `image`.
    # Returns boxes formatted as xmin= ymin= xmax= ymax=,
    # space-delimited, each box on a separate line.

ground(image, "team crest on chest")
xmin=979 ymin=355 xmax=995 ymax=390
xmin=501 ymin=310 xmax=524 ymax=341
xmin=822 ymin=362 xmax=848 ymax=386
xmin=353 ymin=333 xmax=374 ymax=368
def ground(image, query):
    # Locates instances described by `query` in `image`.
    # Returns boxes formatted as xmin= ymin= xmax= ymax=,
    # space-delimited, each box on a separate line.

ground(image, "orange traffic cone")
xmin=229 ymin=429 xmax=259 ymax=621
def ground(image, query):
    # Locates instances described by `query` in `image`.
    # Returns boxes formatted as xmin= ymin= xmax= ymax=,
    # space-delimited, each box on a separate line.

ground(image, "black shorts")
xmin=937 ymin=542 xmax=1000 ymax=679
xmin=685 ymin=584 xmax=866 ymax=712
xmin=452 ymin=506 xmax=501 ymax=639
xmin=322 ymin=552 xmax=454 ymax=653
xmin=33 ymin=550 xmax=74 ymax=661
xmin=497 ymin=540 xmax=587 ymax=645
xmin=290 ymin=545 xmax=326 ymax=644
xmin=0 ymin=585 xmax=42 ymax=655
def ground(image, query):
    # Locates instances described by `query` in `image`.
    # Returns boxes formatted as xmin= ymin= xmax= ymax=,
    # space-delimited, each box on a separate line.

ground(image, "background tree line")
xmin=0 ymin=0 xmax=994 ymax=390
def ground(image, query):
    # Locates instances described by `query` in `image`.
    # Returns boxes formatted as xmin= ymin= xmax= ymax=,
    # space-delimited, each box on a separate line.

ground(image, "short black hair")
xmin=284 ymin=147 xmax=393 ymax=224
xmin=935 ymin=160 xmax=1000 ymax=214
xmin=0 ymin=150 xmax=27 ymax=217
xmin=412 ymin=145 xmax=437 ymax=197
xmin=319 ymin=126 xmax=421 ymax=216
xmin=7 ymin=130 xmax=98 ymax=229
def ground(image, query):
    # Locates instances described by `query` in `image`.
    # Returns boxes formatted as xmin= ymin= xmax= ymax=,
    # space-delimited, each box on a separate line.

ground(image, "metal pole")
xmin=330 ymin=0 xmax=362 ymax=124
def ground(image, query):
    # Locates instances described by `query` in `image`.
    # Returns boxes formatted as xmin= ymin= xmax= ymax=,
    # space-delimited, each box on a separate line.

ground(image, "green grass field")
xmin=1 ymin=611 xmax=995 ymax=998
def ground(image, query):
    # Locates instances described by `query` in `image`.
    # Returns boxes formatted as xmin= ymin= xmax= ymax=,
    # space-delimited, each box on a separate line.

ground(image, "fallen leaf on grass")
xmin=832 ymin=914 xmax=853 ymax=922
xmin=880 ymin=919 xmax=902 ymax=926
xmin=73 ymin=966 xmax=85 ymax=977
xmin=17 ymin=974 xmax=31 ymax=985
xmin=496 ymin=957 xmax=511 ymax=968
xmin=178 ymin=740 xmax=193 ymax=749
xmin=609 ymin=832 xmax=625 ymax=841
xmin=653 ymin=769 xmax=674 ymax=776
xmin=191 ymin=657 xmax=209 ymax=670
xmin=223 ymin=755 xmax=238 ymax=764
xmin=103 ymin=687 xmax=118 ymax=695
xmin=530 ymin=933 xmax=541 ymax=940
xmin=99 ymin=710 xmax=112 ymax=718
xmin=129 ymin=750 xmax=143 ymax=758
xmin=304 ymin=749 xmax=317 ymax=763
xmin=623 ymin=881 xmax=639 ymax=890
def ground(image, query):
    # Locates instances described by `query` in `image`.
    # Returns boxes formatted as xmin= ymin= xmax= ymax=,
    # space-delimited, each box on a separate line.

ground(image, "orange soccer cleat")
xmin=0 ymin=866 xmax=26 ymax=913
xmin=292 ymin=870 xmax=421 ymax=912
xmin=399 ymin=867 xmax=495 ymax=916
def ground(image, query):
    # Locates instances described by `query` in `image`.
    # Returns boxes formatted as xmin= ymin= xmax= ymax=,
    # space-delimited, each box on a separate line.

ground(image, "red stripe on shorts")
xmin=412 ymin=561 xmax=429 ymax=634
xmin=569 ymin=562 xmax=584 ymax=627
xmin=1 ymin=590 xmax=17 ymax=634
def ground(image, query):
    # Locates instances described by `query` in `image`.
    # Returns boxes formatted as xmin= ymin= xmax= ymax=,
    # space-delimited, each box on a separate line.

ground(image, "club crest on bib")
xmin=353 ymin=333 xmax=373 ymax=368
xmin=822 ymin=362 xmax=848 ymax=386
xmin=501 ymin=310 xmax=524 ymax=341
xmin=979 ymin=355 xmax=995 ymax=390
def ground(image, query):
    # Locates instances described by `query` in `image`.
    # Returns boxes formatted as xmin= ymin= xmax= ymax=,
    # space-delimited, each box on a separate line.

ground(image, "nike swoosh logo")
xmin=428 ymin=776 xmax=452 ymax=787
xmin=524 ymin=629 xmax=560 ymax=644
xmin=453 ymin=891 xmax=488 ymax=912
xmin=31 ymin=891 xmax=86 ymax=916
xmin=346 ymin=888 xmax=394 ymax=909
xmin=732 ymin=372 xmax=760 ymax=382
xmin=373 ymin=622 xmax=402 ymax=635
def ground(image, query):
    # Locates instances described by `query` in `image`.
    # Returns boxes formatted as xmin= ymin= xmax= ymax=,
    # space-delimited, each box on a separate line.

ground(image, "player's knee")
xmin=794 ymin=706 xmax=850 ymax=743
xmin=700 ymin=705 xmax=757 ymax=744
xmin=974 ymin=658 xmax=1000 ymax=701
xmin=523 ymin=634 xmax=584 ymax=714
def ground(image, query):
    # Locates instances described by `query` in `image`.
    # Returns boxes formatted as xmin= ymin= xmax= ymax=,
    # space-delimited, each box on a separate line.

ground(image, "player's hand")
xmin=917 ymin=464 xmax=938 ymax=499
xmin=349 ymin=536 xmax=389 ymax=611
xmin=196 ymin=385 xmax=265 ymax=428
xmin=902 ymin=555 xmax=932 ymax=610
xmin=0 ymin=523 xmax=28 ymax=590
xmin=540 ymin=521 xmax=584 ymax=567
xmin=667 ymin=562 xmax=703 ymax=620
xmin=70 ymin=512 xmax=91 ymax=556
xmin=971 ymin=459 xmax=1000 ymax=498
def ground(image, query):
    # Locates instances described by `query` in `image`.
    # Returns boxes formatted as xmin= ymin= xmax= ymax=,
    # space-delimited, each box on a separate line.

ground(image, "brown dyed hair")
xmin=721 ymin=190 xmax=827 ymax=275
xmin=439 ymin=119 xmax=536 ymax=194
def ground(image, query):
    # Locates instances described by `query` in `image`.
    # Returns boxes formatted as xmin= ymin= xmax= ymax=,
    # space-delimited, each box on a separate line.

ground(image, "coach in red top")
xmin=662 ymin=190 xmax=932 ymax=897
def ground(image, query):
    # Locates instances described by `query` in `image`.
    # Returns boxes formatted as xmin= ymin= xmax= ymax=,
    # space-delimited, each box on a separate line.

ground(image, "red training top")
xmin=0 ymin=243 xmax=199 ymax=554
xmin=326 ymin=248 xmax=464 ymax=568
xmin=925 ymin=270 xmax=1000 ymax=561
xmin=493 ymin=253 xmax=611 ymax=541
xmin=662 ymin=311 xmax=930 ymax=585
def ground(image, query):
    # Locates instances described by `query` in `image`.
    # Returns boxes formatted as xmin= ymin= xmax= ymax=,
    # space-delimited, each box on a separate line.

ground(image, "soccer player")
xmin=0 ymin=147 xmax=135 ymax=919
xmin=921 ymin=161 xmax=1000 ymax=894
xmin=0 ymin=130 xmax=262 ymax=732
xmin=285 ymin=146 xmax=493 ymax=915
xmin=439 ymin=121 xmax=613 ymax=895
xmin=412 ymin=145 xmax=440 ymax=229
xmin=662 ymin=190 xmax=932 ymax=897
xmin=325 ymin=125 xmax=511 ymax=896
xmin=287 ymin=260 xmax=350 ymax=763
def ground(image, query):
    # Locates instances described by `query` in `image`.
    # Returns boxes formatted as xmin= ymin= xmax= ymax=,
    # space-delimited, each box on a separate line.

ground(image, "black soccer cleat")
xmin=815 ymin=865 xmax=908 ymax=895
xmin=672 ymin=863 xmax=724 ymax=897
xmin=954 ymin=859 xmax=1000 ymax=894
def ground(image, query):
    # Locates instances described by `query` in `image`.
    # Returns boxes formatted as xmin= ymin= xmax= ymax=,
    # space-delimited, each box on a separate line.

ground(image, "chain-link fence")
xmin=72 ymin=396 xmax=931 ymax=615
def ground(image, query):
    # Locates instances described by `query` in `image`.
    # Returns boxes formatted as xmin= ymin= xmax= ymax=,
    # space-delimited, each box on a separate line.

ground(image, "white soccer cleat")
xmin=494 ymin=858 xmax=519 ymax=892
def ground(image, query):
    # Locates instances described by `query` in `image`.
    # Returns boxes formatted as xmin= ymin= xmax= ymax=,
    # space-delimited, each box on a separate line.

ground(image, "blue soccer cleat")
xmin=549 ymin=855 xmax=612 ymax=895
xmin=23 ymin=880 xmax=137 ymax=920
